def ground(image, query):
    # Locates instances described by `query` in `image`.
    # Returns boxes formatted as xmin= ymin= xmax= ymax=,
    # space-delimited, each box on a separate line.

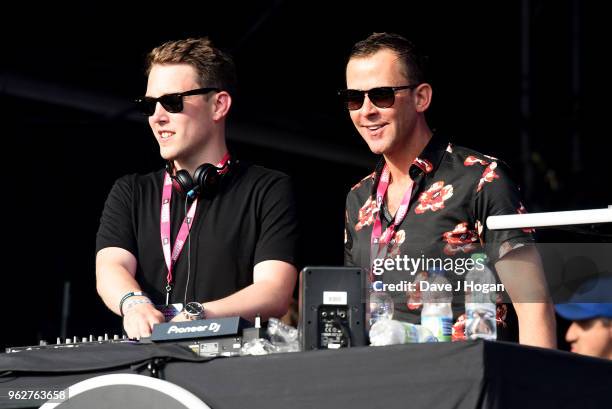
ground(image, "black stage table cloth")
xmin=1 ymin=340 xmax=611 ymax=409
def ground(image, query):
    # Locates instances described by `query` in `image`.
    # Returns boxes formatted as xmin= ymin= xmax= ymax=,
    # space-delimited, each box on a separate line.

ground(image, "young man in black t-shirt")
xmin=96 ymin=38 xmax=298 ymax=339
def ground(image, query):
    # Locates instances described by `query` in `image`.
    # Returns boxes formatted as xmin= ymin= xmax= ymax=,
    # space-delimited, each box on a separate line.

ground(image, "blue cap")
xmin=555 ymin=276 xmax=612 ymax=320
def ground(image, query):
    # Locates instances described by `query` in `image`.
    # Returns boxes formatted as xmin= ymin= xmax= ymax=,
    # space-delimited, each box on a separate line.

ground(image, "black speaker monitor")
xmin=299 ymin=266 xmax=366 ymax=350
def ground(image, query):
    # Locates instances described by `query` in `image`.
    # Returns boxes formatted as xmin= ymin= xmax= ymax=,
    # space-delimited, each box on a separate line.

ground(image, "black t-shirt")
xmin=96 ymin=161 xmax=299 ymax=305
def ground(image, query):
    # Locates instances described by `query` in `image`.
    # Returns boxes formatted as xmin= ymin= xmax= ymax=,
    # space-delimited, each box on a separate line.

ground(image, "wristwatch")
xmin=182 ymin=302 xmax=205 ymax=320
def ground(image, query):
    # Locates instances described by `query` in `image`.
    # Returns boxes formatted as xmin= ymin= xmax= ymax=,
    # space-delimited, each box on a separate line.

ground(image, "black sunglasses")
xmin=338 ymin=85 xmax=418 ymax=111
xmin=135 ymin=87 xmax=220 ymax=116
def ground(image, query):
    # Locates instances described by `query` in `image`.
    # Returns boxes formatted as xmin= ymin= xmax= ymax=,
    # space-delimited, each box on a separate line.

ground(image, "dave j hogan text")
xmin=372 ymin=280 xmax=504 ymax=294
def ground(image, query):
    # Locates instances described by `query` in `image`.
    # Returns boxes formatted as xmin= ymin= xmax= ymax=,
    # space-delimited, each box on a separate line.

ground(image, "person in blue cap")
xmin=555 ymin=276 xmax=612 ymax=359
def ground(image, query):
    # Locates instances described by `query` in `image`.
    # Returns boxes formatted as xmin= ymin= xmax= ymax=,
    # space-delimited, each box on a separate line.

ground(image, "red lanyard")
xmin=370 ymin=164 xmax=413 ymax=271
xmin=160 ymin=153 xmax=230 ymax=304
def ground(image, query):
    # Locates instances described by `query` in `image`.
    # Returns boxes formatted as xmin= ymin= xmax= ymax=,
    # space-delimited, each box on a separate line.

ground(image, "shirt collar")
xmin=371 ymin=133 xmax=450 ymax=195
xmin=408 ymin=133 xmax=449 ymax=179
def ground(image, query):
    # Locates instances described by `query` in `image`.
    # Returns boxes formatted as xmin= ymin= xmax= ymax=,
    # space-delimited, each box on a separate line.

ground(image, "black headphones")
xmin=165 ymin=158 xmax=233 ymax=199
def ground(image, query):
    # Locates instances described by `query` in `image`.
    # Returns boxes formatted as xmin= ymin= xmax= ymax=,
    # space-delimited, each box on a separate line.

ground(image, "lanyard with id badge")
xmin=368 ymin=164 xmax=413 ymax=325
xmin=158 ymin=153 xmax=230 ymax=320
xmin=370 ymin=164 xmax=413 ymax=276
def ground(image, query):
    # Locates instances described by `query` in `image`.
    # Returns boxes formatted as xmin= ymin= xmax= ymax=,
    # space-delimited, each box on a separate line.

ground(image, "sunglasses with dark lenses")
xmin=135 ymin=87 xmax=220 ymax=116
xmin=339 ymin=85 xmax=418 ymax=111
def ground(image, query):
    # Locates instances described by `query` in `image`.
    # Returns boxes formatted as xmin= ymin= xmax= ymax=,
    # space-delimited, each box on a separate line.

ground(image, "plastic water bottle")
xmin=369 ymin=319 xmax=438 ymax=346
xmin=464 ymin=253 xmax=497 ymax=341
xmin=420 ymin=268 xmax=453 ymax=342
xmin=368 ymin=290 xmax=394 ymax=327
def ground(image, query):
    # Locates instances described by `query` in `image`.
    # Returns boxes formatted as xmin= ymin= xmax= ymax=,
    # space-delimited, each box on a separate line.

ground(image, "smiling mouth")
xmin=159 ymin=131 xmax=174 ymax=140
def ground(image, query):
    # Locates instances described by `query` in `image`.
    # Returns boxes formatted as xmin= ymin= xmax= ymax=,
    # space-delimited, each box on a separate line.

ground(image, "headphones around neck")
xmin=165 ymin=158 xmax=233 ymax=199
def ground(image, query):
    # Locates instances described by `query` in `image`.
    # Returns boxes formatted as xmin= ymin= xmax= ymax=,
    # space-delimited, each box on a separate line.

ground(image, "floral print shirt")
xmin=344 ymin=134 xmax=534 ymax=332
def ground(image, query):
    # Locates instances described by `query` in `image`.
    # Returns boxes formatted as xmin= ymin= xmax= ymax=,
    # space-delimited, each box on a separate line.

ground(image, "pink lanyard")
xmin=160 ymin=153 xmax=230 ymax=304
xmin=370 ymin=164 xmax=413 ymax=271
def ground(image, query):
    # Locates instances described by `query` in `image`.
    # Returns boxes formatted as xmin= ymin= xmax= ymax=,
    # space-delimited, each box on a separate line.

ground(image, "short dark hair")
xmin=349 ymin=32 xmax=428 ymax=85
xmin=146 ymin=37 xmax=237 ymax=96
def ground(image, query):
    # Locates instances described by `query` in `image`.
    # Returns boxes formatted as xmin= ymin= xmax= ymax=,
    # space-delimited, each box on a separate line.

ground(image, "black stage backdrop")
xmin=1 ymin=1 xmax=611 ymax=353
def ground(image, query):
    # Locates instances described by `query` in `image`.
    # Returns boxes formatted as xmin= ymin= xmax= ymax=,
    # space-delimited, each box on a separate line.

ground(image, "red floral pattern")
xmin=463 ymin=155 xmax=501 ymax=192
xmin=355 ymin=197 xmax=378 ymax=231
xmin=415 ymin=181 xmax=454 ymax=214
xmin=442 ymin=222 xmax=479 ymax=255
xmin=476 ymin=162 xmax=500 ymax=192
xmin=464 ymin=155 xmax=490 ymax=167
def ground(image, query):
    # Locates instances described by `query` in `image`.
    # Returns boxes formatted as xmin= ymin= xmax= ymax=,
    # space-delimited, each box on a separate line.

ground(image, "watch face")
xmin=185 ymin=302 xmax=203 ymax=315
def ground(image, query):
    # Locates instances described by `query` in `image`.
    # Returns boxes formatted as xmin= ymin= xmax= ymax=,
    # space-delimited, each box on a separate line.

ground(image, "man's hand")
xmin=122 ymin=302 xmax=165 ymax=339
xmin=169 ymin=312 xmax=190 ymax=323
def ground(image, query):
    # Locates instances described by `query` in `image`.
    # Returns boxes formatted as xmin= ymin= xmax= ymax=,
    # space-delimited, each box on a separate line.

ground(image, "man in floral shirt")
xmin=342 ymin=32 xmax=556 ymax=348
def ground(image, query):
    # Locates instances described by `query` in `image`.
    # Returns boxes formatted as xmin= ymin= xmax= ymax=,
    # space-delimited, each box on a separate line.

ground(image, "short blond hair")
xmin=146 ymin=37 xmax=237 ymax=95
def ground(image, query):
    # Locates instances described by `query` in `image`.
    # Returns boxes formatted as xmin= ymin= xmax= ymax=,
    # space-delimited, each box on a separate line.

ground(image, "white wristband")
xmin=122 ymin=298 xmax=153 ymax=315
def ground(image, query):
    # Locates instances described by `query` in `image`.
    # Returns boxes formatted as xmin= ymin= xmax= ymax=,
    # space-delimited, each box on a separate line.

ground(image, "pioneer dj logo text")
xmin=167 ymin=322 xmax=221 ymax=334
